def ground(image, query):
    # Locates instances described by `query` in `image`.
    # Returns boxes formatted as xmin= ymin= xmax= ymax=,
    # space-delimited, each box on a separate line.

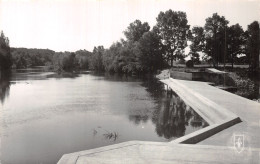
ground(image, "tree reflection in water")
xmin=128 ymin=115 xmax=149 ymax=125
xmin=129 ymin=76 xmax=208 ymax=140
xmin=152 ymin=91 xmax=208 ymax=139
xmin=0 ymin=72 xmax=11 ymax=104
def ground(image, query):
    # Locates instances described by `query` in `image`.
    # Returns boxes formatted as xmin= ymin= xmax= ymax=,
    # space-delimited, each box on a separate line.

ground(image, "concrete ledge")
xmin=170 ymin=71 xmax=204 ymax=81
xmin=206 ymin=68 xmax=227 ymax=74
xmin=171 ymin=117 xmax=241 ymax=144
xmin=161 ymin=78 xmax=238 ymax=124
xmin=170 ymin=71 xmax=193 ymax=80
xmin=160 ymin=78 xmax=242 ymax=144
xmin=170 ymin=78 xmax=238 ymax=119
xmin=58 ymin=140 xmax=260 ymax=164
xmin=58 ymin=141 xmax=140 ymax=164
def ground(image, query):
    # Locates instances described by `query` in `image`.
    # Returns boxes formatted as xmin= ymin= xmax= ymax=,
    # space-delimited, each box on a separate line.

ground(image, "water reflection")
xmin=155 ymin=92 xmax=208 ymax=139
xmin=1 ymin=69 xmax=208 ymax=164
xmin=92 ymin=72 xmax=143 ymax=82
xmin=128 ymin=115 xmax=149 ymax=125
xmin=141 ymin=76 xmax=165 ymax=98
xmin=0 ymin=72 xmax=11 ymax=104
xmin=129 ymin=77 xmax=209 ymax=139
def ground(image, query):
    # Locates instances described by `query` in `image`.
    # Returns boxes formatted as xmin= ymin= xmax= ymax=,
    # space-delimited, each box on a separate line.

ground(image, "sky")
xmin=0 ymin=0 xmax=259 ymax=52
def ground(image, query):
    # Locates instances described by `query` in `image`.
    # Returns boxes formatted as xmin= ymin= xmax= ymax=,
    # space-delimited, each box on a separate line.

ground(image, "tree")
xmin=136 ymin=31 xmax=164 ymax=72
xmin=52 ymin=52 xmax=77 ymax=72
xmin=246 ymin=21 xmax=260 ymax=72
xmin=0 ymin=31 xmax=12 ymax=70
xmin=75 ymin=50 xmax=92 ymax=69
xmin=91 ymin=46 xmax=105 ymax=72
xmin=102 ymin=42 xmax=124 ymax=73
xmin=120 ymin=42 xmax=140 ymax=74
xmin=107 ymin=20 xmax=151 ymax=74
xmin=227 ymin=24 xmax=245 ymax=68
xmin=61 ymin=52 xmax=76 ymax=71
xmin=123 ymin=20 xmax=150 ymax=42
xmin=189 ymin=26 xmax=205 ymax=63
xmin=155 ymin=10 xmax=190 ymax=66
xmin=204 ymin=13 xmax=229 ymax=67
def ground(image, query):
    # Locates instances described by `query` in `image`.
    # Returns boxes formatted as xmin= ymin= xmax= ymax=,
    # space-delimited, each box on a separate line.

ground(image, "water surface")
xmin=0 ymin=68 xmax=207 ymax=164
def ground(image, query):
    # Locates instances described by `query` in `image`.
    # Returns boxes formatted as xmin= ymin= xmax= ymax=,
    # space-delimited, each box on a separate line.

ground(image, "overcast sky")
xmin=0 ymin=0 xmax=259 ymax=52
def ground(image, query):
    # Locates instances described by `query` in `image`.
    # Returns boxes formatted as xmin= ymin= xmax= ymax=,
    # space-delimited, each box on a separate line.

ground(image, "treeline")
xmin=11 ymin=48 xmax=55 ymax=69
xmin=88 ymin=11 xmax=190 ymax=74
xmin=51 ymin=50 xmax=92 ymax=72
xmin=90 ymin=10 xmax=260 ymax=73
xmin=189 ymin=13 xmax=259 ymax=71
xmin=0 ymin=31 xmax=93 ymax=72
xmin=1 ymin=9 xmax=259 ymax=74
xmin=90 ymin=20 xmax=167 ymax=74
xmin=9 ymin=48 xmax=92 ymax=72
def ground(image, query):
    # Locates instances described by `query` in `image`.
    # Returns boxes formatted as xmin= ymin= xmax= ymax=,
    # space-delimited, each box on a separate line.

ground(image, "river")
xmin=0 ymin=67 xmax=207 ymax=164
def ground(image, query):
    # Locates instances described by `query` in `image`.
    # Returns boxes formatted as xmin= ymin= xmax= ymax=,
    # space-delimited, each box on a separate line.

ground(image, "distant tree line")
xmin=1 ymin=10 xmax=259 ymax=74
xmin=11 ymin=48 xmax=55 ymax=69
xmin=51 ymin=50 xmax=91 ymax=72
xmin=8 ymin=48 xmax=92 ymax=72
xmin=189 ymin=13 xmax=259 ymax=71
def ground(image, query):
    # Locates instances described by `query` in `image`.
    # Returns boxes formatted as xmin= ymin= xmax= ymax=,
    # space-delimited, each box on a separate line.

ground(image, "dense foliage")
xmin=189 ymin=13 xmax=259 ymax=69
xmin=123 ymin=20 xmax=150 ymax=42
xmin=10 ymin=47 xmax=92 ymax=72
xmin=189 ymin=26 xmax=205 ymax=64
xmin=204 ymin=13 xmax=229 ymax=67
xmin=11 ymin=48 xmax=55 ymax=69
xmin=0 ymin=31 xmax=12 ymax=70
xmin=246 ymin=21 xmax=260 ymax=71
xmin=226 ymin=24 xmax=246 ymax=67
xmin=92 ymin=19 xmax=166 ymax=74
xmin=52 ymin=50 xmax=92 ymax=72
xmin=155 ymin=10 xmax=190 ymax=66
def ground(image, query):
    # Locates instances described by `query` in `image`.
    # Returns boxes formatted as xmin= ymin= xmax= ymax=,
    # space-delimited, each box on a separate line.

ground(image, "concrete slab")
xmin=58 ymin=141 xmax=260 ymax=164
xmin=199 ymin=121 xmax=260 ymax=148
xmin=163 ymin=78 xmax=260 ymax=148
xmin=168 ymin=79 xmax=260 ymax=127
xmin=161 ymin=79 xmax=238 ymax=125
xmin=161 ymin=78 xmax=242 ymax=144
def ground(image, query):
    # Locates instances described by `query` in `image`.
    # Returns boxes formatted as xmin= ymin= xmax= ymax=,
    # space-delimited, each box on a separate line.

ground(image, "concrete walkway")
xmin=164 ymin=78 xmax=260 ymax=148
xmin=58 ymin=78 xmax=260 ymax=164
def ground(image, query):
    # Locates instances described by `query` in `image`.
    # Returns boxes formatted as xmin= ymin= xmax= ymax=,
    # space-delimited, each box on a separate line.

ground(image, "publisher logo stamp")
xmin=234 ymin=134 xmax=244 ymax=153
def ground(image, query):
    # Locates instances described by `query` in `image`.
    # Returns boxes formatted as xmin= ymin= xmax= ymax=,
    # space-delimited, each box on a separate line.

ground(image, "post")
xmin=224 ymin=25 xmax=226 ymax=70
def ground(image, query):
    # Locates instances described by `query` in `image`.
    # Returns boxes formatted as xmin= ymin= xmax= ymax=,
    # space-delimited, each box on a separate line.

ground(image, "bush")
xmin=186 ymin=60 xmax=194 ymax=68
xmin=176 ymin=59 xmax=185 ymax=64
